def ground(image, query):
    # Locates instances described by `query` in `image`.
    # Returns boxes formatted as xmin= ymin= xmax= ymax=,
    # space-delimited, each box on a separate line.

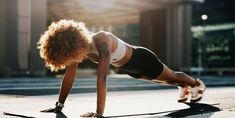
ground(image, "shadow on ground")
xmin=103 ymin=103 xmax=220 ymax=118
xmin=56 ymin=112 xmax=67 ymax=118
xmin=4 ymin=112 xmax=68 ymax=118
xmin=165 ymin=103 xmax=221 ymax=117
xmin=3 ymin=112 xmax=35 ymax=118
xmin=2 ymin=102 xmax=222 ymax=118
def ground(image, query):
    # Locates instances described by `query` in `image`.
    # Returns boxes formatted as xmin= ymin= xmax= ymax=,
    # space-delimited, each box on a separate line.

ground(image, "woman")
xmin=38 ymin=19 xmax=206 ymax=117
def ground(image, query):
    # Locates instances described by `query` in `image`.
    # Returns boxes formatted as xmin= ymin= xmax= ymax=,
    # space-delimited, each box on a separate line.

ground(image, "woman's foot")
xmin=178 ymin=86 xmax=191 ymax=102
xmin=190 ymin=79 xmax=206 ymax=103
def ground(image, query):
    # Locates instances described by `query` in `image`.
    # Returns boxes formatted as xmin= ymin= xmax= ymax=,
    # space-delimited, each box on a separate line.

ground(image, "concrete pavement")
xmin=0 ymin=75 xmax=235 ymax=117
xmin=1 ymin=87 xmax=235 ymax=118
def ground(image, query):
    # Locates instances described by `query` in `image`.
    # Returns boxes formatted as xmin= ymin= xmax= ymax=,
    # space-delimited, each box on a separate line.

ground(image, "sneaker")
xmin=190 ymin=79 xmax=206 ymax=103
xmin=178 ymin=86 xmax=191 ymax=102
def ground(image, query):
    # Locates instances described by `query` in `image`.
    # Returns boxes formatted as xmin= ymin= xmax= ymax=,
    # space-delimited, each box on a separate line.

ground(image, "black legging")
xmin=118 ymin=47 xmax=164 ymax=79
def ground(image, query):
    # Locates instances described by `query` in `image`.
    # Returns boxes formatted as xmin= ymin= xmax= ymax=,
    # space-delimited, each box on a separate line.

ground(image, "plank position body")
xmin=38 ymin=19 xmax=206 ymax=117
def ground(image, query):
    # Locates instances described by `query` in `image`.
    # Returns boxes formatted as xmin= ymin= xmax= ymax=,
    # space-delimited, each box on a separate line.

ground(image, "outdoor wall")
xmin=140 ymin=4 xmax=192 ymax=70
xmin=0 ymin=0 xmax=19 ymax=75
xmin=166 ymin=5 xmax=192 ymax=70
xmin=18 ymin=0 xmax=30 ymax=71
xmin=140 ymin=9 xmax=167 ymax=63
xmin=0 ymin=0 xmax=7 ymax=75
xmin=6 ymin=0 xmax=19 ymax=73
xmin=29 ymin=0 xmax=47 ymax=75
xmin=0 ymin=0 xmax=47 ymax=76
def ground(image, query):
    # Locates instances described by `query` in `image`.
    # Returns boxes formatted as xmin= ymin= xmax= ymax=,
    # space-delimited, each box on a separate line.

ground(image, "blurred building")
xmin=191 ymin=0 xmax=235 ymax=75
xmin=0 ymin=0 xmax=47 ymax=76
xmin=0 ymin=0 xmax=203 ymax=76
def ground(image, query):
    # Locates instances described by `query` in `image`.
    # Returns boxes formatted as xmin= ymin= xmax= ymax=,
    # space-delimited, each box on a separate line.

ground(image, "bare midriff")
xmin=111 ymin=45 xmax=132 ymax=67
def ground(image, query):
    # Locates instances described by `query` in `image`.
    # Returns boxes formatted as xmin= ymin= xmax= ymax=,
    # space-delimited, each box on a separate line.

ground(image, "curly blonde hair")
xmin=37 ymin=19 xmax=91 ymax=71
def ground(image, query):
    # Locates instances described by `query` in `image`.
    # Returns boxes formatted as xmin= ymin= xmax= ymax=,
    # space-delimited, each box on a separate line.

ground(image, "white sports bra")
xmin=90 ymin=38 xmax=126 ymax=64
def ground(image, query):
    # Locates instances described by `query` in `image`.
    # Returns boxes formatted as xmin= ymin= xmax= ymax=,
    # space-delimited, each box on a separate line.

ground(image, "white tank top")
xmin=90 ymin=38 xmax=126 ymax=64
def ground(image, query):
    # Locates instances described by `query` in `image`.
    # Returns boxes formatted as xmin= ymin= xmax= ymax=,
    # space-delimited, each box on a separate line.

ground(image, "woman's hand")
xmin=80 ymin=112 xmax=103 ymax=118
xmin=40 ymin=106 xmax=62 ymax=113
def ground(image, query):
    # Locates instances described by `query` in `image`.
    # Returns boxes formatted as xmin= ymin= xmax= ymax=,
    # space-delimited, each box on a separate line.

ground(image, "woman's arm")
xmin=95 ymin=32 xmax=112 ymax=116
xmin=96 ymin=43 xmax=111 ymax=115
xmin=80 ymin=32 xmax=112 ymax=117
xmin=57 ymin=63 xmax=78 ymax=106
xmin=41 ymin=63 xmax=78 ymax=113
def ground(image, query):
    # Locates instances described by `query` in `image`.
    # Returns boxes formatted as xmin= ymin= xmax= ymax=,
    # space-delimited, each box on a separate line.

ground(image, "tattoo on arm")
xmin=102 ymin=75 xmax=107 ymax=81
xmin=98 ymin=42 xmax=110 ymax=58
xmin=97 ymin=41 xmax=110 ymax=81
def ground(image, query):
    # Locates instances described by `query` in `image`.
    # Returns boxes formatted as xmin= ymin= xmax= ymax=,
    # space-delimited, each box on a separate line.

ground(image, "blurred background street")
xmin=0 ymin=0 xmax=235 ymax=117
xmin=0 ymin=75 xmax=235 ymax=96
xmin=0 ymin=0 xmax=235 ymax=77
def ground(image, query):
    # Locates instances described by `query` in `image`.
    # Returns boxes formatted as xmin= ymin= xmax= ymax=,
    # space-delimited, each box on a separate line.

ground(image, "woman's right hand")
xmin=80 ymin=112 xmax=104 ymax=118
xmin=40 ymin=106 xmax=62 ymax=113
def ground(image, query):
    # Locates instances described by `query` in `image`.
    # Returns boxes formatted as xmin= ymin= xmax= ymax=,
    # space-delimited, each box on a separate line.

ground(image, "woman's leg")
xmin=153 ymin=64 xmax=200 ymax=87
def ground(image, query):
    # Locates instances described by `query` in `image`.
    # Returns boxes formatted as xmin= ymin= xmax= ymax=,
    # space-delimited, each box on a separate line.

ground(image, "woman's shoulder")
xmin=92 ymin=31 xmax=115 ymax=44
xmin=93 ymin=31 xmax=112 ymax=39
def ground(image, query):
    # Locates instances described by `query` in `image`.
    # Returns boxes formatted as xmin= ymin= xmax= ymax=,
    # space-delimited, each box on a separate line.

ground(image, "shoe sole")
xmin=178 ymin=98 xmax=188 ymax=103
xmin=190 ymin=79 xmax=206 ymax=103
xmin=190 ymin=96 xmax=202 ymax=103
xmin=190 ymin=88 xmax=206 ymax=103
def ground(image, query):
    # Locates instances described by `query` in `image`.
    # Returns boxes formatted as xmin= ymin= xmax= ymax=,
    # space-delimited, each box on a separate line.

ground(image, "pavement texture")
xmin=0 ymin=75 xmax=235 ymax=118
xmin=1 ymin=88 xmax=235 ymax=118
